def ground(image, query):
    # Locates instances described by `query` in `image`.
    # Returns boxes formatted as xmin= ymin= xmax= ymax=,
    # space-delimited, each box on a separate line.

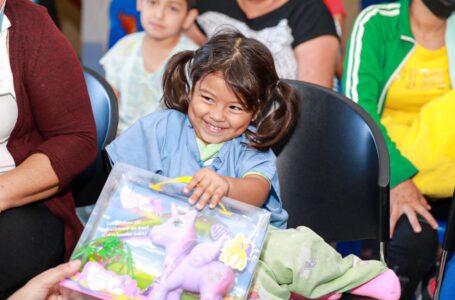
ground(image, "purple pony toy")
xmin=148 ymin=203 xmax=235 ymax=300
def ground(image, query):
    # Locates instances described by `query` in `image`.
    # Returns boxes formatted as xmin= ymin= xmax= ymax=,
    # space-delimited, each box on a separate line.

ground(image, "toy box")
xmin=61 ymin=162 xmax=271 ymax=300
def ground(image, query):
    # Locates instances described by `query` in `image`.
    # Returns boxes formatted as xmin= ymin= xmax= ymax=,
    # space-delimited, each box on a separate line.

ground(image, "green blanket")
xmin=250 ymin=227 xmax=387 ymax=299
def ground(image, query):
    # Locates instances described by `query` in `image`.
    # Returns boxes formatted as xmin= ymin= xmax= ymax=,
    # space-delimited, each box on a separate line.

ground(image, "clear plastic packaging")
xmin=61 ymin=162 xmax=271 ymax=300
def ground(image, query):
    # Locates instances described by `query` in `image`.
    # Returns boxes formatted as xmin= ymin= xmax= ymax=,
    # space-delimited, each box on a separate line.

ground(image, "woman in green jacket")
xmin=343 ymin=0 xmax=455 ymax=298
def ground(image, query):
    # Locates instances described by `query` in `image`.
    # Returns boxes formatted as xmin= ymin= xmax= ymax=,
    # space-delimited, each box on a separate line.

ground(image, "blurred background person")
xmin=186 ymin=0 xmax=339 ymax=88
xmin=100 ymin=0 xmax=198 ymax=134
xmin=343 ymin=0 xmax=455 ymax=298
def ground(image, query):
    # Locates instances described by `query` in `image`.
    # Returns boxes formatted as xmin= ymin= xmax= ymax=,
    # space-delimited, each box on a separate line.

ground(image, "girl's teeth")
xmin=209 ymin=124 xmax=221 ymax=131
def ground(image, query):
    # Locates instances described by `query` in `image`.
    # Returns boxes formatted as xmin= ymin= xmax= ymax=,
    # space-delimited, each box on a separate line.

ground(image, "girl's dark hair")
xmin=162 ymin=31 xmax=299 ymax=150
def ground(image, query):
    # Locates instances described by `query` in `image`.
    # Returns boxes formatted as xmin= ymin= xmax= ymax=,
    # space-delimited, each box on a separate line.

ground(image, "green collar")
xmin=196 ymin=138 xmax=224 ymax=162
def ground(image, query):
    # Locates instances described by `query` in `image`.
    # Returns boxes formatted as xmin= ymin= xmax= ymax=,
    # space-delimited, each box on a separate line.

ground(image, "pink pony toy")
xmin=148 ymin=203 xmax=235 ymax=300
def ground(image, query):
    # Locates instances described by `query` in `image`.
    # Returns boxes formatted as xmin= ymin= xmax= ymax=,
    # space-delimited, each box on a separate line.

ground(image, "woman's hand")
xmin=184 ymin=168 xmax=230 ymax=210
xmin=390 ymin=179 xmax=438 ymax=237
xmin=8 ymin=260 xmax=81 ymax=300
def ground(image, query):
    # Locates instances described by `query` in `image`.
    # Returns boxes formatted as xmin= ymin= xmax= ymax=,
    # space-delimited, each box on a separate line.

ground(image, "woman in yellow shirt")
xmin=343 ymin=0 xmax=455 ymax=298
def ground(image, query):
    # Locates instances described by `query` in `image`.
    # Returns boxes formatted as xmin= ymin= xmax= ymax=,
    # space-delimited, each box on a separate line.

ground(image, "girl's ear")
xmin=182 ymin=8 xmax=198 ymax=30
xmin=252 ymin=107 xmax=261 ymax=122
xmin=136 ymin=0 xmax=142 ymax=11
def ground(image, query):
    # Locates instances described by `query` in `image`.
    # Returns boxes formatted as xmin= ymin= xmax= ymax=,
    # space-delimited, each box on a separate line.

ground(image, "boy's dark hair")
xmin=162 ymin=31 xmax=299 ymax=150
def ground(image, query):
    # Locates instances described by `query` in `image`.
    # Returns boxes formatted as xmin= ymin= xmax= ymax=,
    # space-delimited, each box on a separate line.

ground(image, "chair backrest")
xmin=83 ymin=66 xmax=119 ymax=150
xmin=434 ymin=189 xmax=455 ymax=300
xmin=71 ymin=66 xmax=119 ymax=207
xmin=273 ymin=80 xmax=390 ymax=247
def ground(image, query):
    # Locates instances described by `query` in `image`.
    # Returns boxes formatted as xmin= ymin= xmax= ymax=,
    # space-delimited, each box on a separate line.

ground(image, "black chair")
xmin=433 ymin=189 xmax=455 ymax=300
xmin=273 ymin=80 xmax=390 ymax=263
xmin=71 ymin=66 xmax=118 ymax=208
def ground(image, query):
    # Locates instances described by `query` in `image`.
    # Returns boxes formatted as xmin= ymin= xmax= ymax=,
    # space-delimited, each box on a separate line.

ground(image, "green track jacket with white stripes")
xmin=342 ymin=0 xmax=455 ymax=188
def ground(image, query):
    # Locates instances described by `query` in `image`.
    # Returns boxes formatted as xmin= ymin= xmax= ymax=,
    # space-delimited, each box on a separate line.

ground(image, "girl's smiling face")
xmin=188 ymin=73 xmax=254 ymax=144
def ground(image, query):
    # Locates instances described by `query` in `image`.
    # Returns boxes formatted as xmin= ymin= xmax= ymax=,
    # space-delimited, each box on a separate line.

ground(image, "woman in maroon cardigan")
xmin=0 ymin=0 xmax=97 ymax=297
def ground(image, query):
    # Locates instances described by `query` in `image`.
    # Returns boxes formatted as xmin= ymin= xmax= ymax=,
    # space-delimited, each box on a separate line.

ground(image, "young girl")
xmin=107 ymin=30 xmax=298 ymax=228
xmin=107 ymin=31 xmax=400 ymax=299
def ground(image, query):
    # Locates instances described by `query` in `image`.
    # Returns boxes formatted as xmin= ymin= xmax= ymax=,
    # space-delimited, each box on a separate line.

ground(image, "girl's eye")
xmin=229 ymin=105 xmax=244 ymax=112
xmin=201 ymin=95 xmax=214 ymax=103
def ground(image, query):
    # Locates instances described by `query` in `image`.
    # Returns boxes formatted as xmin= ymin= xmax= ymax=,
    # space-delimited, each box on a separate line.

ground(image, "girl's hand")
xmin=184 ymin=168 xmax=230 ymax=210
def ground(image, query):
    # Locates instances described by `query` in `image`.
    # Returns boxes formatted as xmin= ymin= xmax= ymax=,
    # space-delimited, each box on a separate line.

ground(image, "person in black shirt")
xmin=186 ymin=0 xmax=339 ymax=88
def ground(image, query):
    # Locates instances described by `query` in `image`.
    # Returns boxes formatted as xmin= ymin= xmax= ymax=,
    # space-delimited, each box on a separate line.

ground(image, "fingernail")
xmin=197 ymin=203 xmax=203 ymax=210
xmin=184 ymin=188 xmax=189 ymax=193
xmin=209 ymin=203 xmax=216 ymax=209
xmin=188 ymin=198 xmax=195 ymax=205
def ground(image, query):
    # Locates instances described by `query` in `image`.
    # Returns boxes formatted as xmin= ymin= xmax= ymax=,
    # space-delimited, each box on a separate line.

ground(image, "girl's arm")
xmin=185 ymin=169 xmax=269 ymax=210
xmin=225 ymin=174 xmax=270 ymax=207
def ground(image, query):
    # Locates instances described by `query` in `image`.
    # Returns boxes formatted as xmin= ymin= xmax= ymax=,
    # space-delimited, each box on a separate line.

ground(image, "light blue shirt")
xmin=106 ymin=110 xmax=288 ymax=228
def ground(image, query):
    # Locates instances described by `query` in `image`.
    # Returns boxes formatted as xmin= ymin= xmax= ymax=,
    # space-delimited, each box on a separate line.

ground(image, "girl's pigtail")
xmin=248 ymin=81 xmax=299 ymax=150
xmin=162 ymin=50 xmax=196 ymax=112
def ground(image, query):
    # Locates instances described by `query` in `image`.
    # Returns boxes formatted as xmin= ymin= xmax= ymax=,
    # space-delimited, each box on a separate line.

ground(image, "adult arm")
xmin=0 ymin=154 xmax=58 ymax=211
xmin=323 ymin=0 xmax=346 ymax=79
xmin=295 ymin=35 xmax=338 ymax=88
xmin=342 ymin=7 xmax=417 ymax=188
xmin=0 ymin=5 xmax=97 ymax=211
xmin=291 ymin=0 xmax=339 ymax=87
xmin=342 ymin=7 xmax=436 ymax=235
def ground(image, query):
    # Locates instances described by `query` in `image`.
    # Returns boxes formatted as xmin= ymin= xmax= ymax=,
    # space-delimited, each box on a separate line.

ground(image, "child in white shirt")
xmin=100 ymin=0 xmax=198 ymax=134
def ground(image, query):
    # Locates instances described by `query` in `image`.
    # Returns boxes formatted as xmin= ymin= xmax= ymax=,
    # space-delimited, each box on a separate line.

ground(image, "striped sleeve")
xmin=343 ymin=3 xmax=417 ymax=188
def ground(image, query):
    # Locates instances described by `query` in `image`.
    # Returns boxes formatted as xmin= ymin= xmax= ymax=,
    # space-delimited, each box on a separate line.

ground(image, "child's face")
xmin=188 ymin=73 xmax=254 ymax=145
xmin=137 ymin=0 xmax=197 ymax=41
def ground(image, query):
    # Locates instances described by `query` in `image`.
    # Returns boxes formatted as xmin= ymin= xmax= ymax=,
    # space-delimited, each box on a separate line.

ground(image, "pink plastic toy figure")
xmin=148 ymin=203 xmax=235 ymax=300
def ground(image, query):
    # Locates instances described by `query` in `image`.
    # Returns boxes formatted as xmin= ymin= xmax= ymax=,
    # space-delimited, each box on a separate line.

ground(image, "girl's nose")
xmin=209 ymin=106 xmax=225 ymax=122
